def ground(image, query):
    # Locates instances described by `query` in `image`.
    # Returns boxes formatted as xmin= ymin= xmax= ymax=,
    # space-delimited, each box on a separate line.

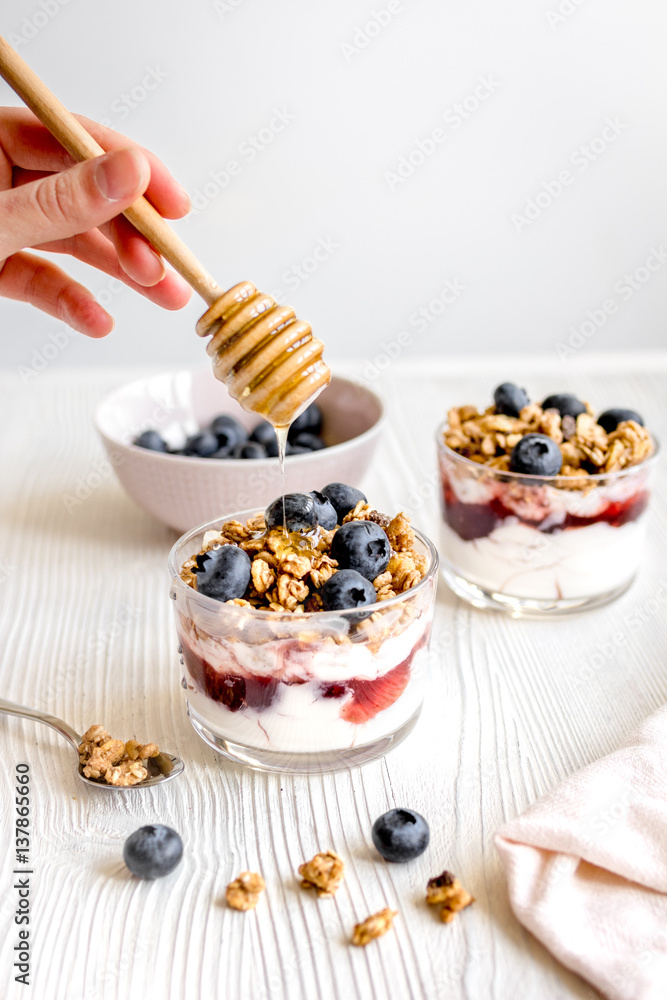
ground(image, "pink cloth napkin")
xmin=495 ymin=705 xmax=667 ymax=1000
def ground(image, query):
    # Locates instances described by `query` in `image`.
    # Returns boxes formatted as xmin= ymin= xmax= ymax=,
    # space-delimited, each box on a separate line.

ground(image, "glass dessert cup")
xmin=436 ymin=425 xmax=658 ymax=618
xmin=168 ymin=509 xmax=439 ymax=773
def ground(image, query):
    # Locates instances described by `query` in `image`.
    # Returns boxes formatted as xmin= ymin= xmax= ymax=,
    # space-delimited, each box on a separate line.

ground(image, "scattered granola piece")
xmin=351 ymin=907 xmax=398 ymax=946
xmin=426 ymin=871 xmax=475 ymax=923
xmin=226 ymin=871 xmax=266 ymax=911
xmin=298 ymin=850 xmax=345 ymax=897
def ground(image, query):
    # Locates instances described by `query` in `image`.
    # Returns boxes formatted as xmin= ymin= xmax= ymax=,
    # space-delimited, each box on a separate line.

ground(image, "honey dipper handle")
xmin=0 ymin=35 xmax=224 ymax=306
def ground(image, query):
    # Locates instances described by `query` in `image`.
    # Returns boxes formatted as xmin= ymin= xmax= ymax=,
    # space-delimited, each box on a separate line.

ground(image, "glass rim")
xmin=168 ymin=506 xmax=439 ymax=620
xmin=435 ymin=419 xmax=660 ymax=485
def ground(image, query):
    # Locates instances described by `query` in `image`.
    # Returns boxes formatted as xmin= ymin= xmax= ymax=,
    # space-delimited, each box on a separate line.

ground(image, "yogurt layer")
xmin=177 ymin=613 xmax=431 ymax=753
xmin=441 ymin=518 xmax=645 ymax=599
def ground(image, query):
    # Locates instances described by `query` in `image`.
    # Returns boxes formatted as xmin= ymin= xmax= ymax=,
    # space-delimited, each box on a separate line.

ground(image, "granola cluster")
xmin=78 ymin=724 xmax=159 ymax=787
xmin=180 ymin=504 xmax=427 ymax=614
xmin=351 ymin=907 xmax=399 ymax=946
xmin=444 ymin=402 xmax=653 ymax=479
xmin=298 ymin=850 xmax=345 ymax=897
xmin=425 ymin=871 xmax=475 ymax=923
xmin=225 ymin=871 xmax=266 ymax=911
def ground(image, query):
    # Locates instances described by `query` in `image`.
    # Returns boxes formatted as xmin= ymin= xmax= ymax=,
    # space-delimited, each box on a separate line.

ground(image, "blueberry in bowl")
xmin=95 ymin=370 xmax=385 ymax=533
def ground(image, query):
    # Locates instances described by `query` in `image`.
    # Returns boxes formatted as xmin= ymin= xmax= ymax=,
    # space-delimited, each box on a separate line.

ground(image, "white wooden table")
xmin=2 ymin=355 xmax=667 ymax=1000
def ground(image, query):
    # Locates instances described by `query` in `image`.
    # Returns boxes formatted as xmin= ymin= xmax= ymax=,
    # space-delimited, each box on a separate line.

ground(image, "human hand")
xmin=0 ymin=107 xmax=192 ymax=336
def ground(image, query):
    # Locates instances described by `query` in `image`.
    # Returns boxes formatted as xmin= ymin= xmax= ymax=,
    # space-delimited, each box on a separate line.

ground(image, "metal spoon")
xmin=0 ymin=698 xmax=184 ymax=789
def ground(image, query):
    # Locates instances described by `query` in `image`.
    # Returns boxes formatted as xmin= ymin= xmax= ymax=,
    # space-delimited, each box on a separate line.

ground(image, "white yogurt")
xmin=179 ymin=615 xmax=431 ymax=753
xmin=441 ymin=518 xmax=645 ymax=599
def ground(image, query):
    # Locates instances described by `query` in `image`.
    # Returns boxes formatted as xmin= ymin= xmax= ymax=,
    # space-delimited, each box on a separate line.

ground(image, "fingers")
xmin=33 ymin=228 xmax=192 ymax=308
xmin=0 ymin=247 xmax=192 ymax=336
xmin=106 ymin=213 xmax=165 ymax=286
xmin=0 ymin=108 xmax=190 ymax=218
xmin=0 ymin=148 xmax=151 ymax=260
xmin=0 ymin=251 xmax=114 ymax=337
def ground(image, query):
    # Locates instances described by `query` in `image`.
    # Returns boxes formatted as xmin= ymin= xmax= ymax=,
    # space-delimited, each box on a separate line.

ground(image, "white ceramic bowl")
xmin=95 ymin=369 xmax=385 ymax=532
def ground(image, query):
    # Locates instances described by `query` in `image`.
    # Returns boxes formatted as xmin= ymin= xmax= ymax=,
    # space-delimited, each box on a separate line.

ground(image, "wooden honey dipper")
xmin=0 ymin=36 xmax=330 ymax=428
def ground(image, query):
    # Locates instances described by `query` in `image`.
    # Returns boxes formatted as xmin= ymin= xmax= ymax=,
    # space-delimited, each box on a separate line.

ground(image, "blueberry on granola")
xmin=371 ymin=808 xmax=430 ymax=863
xmin=133 ymin=430 xmax=168 ymax=452
xmin=194 ymin=545 xmax=252 ymax=601
xmin=541 ymin=393 xmax=587 ymax=419
xmin=597 ymin=408 xmax=644 ymax=433
xmin=123 ymin=824 xmax=183 ymax=880
xmin=265 ymin=493 xmax=319 ymax=533
xmin=309 ymin=490 xmax=338 ymax=531
xmin=183 ymin=430 xmax=219 ymax=458
xmin=509 ymin=433 xmax=562 ymax=476
xmin=330 ymin=521 xmax=391 ymax=580
xmin=321 ymin=483 xmax=367 ymax=523
xmin=320 ymin=569 xmax=376 ymax=615
xmin=493 ymin=383 xmax=529 ymax=418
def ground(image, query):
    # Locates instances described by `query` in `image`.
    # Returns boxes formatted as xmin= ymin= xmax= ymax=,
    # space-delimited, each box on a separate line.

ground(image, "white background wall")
xmin=1 ymin=0 xmax=667 ymax=377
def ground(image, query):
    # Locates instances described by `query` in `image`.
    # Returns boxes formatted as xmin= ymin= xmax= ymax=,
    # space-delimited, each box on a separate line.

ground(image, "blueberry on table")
xmin=288 ymin=402 xmax=323 ymax=439
xmin=309 ymin=490 xmax=338 ymax=531
xmin=123 ymin=825 xmax=183 ymax=880
xmin=292 ymin=432 xmax=326 ymax=451
xmin=541 ymin=393 xmax=587 ymax=418
xmin=265 ymin=493 xmax=318 ymax=533
xmin=493 ymin=383 xmax=530 ymax=417
xmin=330 ymin=520 xmax=391 ymax=580
xmin=183 ymin=431 xmax=219 ymax=458
xmin=321 ymin=483 xmax=367 ymax=522
xmin=233 ymin=441 xmax=267 ymax=460
xmin=371 ymin=808 xmax=430 ymax=863
xmin=319 ymin=568 xmax=376 ymax=616
xmin=133 ymin=430 xmax=168 ymax=452
xmin=509 ymin=434 xmax=563 ymax=476
xmin=597 ymin=408 xmax=644 ymax=433
xmin=249 ymin=421 xmax=277 ymax=448
xmin=210 ymin=414 xmax=247 ymax=451
xmin=195 ymin=545 xmax=251 ymax=601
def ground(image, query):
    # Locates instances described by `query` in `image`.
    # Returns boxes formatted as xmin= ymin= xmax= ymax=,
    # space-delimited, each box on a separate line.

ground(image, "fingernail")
xmin=95 ymin=149 xmax=148 ymax=202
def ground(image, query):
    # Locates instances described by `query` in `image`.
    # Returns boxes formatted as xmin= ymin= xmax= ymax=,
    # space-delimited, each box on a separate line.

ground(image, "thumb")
xmin=0 ymin=147 xmax=151 ymax=258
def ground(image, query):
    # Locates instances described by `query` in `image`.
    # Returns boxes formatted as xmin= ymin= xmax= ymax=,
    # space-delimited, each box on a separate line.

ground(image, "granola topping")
xmin=443 ymin=397 xmax=653 ymax=486
xmin=181 ymin=504 xmax=427 ymax=614
xmin=78 ymin=725 xmax=160 ymax=787
xmin=351 ymin=907 xmax=398 ymax=946
xmin=298 ymin=850 xmax=345 ymax=897
xmin=426 ymin=870 xmax=475 ymax=923
xmin=226 ymin=871 xmax=266 ymax=911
